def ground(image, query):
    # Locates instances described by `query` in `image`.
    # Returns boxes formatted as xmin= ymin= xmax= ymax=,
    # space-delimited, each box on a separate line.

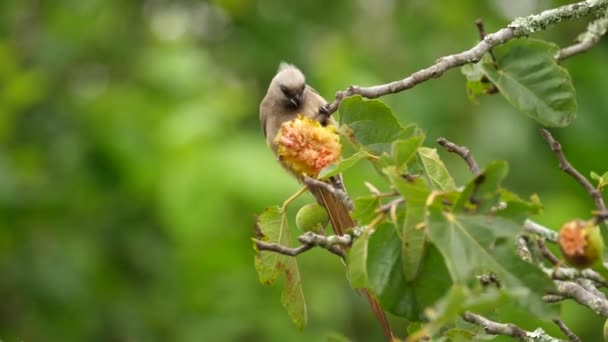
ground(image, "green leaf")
xmin=385 ymin=166 xmax=430 ymax=281
xmin=253 ymin=206 xmax=308 ymax=329
xmin=352 ymin=195 xmax=381 ymax=223
xmin=426 ymin=206 xmax=557 ymax=317
xmin=318 ymin=150 xmax=368 ymax=179
xmin=480 ymin=39 xmax=577 ymax=127
xmin=281 ymin=256 xmax=307 ymax=330
xmin=443 ymin=328 xmax=477 ymax=342
xmin=348 ymin=230 xmax=369 ymax=288
xmin=497 ymin=189 xmax=543 ymax=223
xmin=461 ymin=57 xmax=496 ymax=103
xmin=424 ymin=286 xmax=506 ymax=337
xmin=339 ymin=96 xmax=410 ymax=155
xmin=454 ymin=161 xmax=509 ymax=214
xmin=392 ymin=134 xmax=425 ymax=173
xmin=254 ymin=206 xmax=287 ymax=284
xmin=591 ymin=171 xmax=608 ymax=190
xmin=417 ymin=147 xmax=456 ymax=191
xmin=351 ymin=222 xmax=451 ymax=319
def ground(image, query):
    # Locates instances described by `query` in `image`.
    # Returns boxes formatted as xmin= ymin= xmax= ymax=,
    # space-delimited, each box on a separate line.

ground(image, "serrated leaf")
xmin=454 ymin=161 xmax=509 ymax=214
xmin=253 ymin=206 xmax=307 ymax=329
xmin=385 ymin=166 xmax=430 ymax=281
xmin=350 ymin=222 xmax=451 ymax=319
xmin=417 ymin=147 xmax=456 ymax=191
xmin=254 ymin=206 xmax=288 ymax=284
xmin=392 ymin=134 xmax=425 ymax=173
xmin=426 ymin=206 xmax=557 ymax=317
xmin=339 ymin=96 xmax=410 ymax=155
xmin=480 ymin=39 xmax=577 ymax=127
xmin=318 ymin=150 xmax=368 ymax=179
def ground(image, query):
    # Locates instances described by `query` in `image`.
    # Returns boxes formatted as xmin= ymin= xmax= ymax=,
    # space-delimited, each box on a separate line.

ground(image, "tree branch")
xmin=462 ymin=312 xmax=560 ymax=341
xmin=540 ymin=128 xmax=608 ymax=226
xmin=303 ymin=175 xmax=354 ymax=210
xmin=524 ymin=219 xmax=559 ymax=242
xmin=437 ymin=137 xmax=481 ymax=175
xmin=537 ymin=238 xmax=561 ymax=266
xmin=543 ymin=266 xmax=607 ymax=286
xmin=322 ymin=0 xmax=608 ymax=115
xmin=554 ymin=280 xmax=608 ymax=317
xmin=253 ymin=231 xmax=351 ymax=258
xmin=557 ymin=7 xmax=608 ymax=60
xmin=552 ymin=319 xmax=582 ymax=342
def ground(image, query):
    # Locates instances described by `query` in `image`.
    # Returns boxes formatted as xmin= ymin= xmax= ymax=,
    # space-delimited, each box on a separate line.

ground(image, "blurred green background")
xmin=1 ymin=0 xmax=607 ymax=341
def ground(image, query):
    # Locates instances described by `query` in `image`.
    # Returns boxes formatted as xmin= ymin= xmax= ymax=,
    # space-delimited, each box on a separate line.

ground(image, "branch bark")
xmin=253 ymin=231 xmax=350 ymax=258
xmin=540 ymin=128 xmax=608 ymax=226
xmin=323 ymin=0 xmax=608 ymax=115
xmin=462 ymin=312 xmax=561 ymax=341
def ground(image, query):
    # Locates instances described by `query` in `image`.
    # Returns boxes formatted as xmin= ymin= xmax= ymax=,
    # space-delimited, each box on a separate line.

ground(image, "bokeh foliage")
xmin=1 ymin=0 xmax=607 ymax=341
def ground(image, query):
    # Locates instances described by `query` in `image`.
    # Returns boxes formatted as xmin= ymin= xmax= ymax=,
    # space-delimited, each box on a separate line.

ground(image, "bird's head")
xmin=271 ymin=62 xmax=306 ymax=109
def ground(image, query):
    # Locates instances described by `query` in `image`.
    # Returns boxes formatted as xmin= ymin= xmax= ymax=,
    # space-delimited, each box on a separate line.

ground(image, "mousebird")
xmin=259 ymin=62 xmax=394 ymax=341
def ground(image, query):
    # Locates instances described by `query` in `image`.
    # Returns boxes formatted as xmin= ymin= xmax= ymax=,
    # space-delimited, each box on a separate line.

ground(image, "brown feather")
xmin=308 ymin=182 xmax=394 ymax=342
xmin=308 ymin=185 xmax=354 ymax=236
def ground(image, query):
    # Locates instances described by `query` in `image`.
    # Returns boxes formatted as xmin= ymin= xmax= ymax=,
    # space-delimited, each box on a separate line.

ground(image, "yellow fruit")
xmin=275 ymin=115 xmax=341 ymax=177
xmin=558 ymin=219 xmax=604 ymax=269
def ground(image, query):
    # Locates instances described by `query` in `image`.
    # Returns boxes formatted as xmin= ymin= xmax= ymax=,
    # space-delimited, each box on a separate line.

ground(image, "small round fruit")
xmin=558 ymin=219 xmax=604 ymax=269
xmin=296 ymin=203 xmax=329 ymax=233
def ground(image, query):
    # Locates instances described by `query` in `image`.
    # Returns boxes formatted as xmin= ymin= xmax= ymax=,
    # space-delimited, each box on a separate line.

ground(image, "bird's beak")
xmin=290 ymin=94 xmax=302 ymax=107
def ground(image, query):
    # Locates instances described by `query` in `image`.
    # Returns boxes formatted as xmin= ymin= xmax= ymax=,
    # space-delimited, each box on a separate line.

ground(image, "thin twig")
xmin=576 ymin=278 xmax=607 ymax=300
xmin=253 ymin=231 xmax=351 ymax=258
xmin=552 ymin=319 xmax=582 ymax=342
xmin=543 ymin=266 xmax=608 ymax=286
xmin=436 ymin=137 xmax=480 ymax=175
xmin=475 ymin=18 xmax=498 ymax=64
xmin=321 ymin=0 xmax=608 ymax=115
xmin=516 ymin=235 xmax=533 ymax=263
xmin=254 ymin=239 xmax=313 ymax=256
xmin=463 ymin=312 xmax=526 ymax=340
xmin=554 ymin=280 xmax=608 ymax=317
xmin=543 ymin=294 xmax=567 ymax=303
xmin=376 ymin=197 xmax=405 ymax=213
xmin=537 ymin=238 xmax=561 ymax=266
xmin=557 ymin=8 xmax=608 ymax=60
xmin=524 ymin=219 xmax=559 ymax=242
xmin=540 ymin=129 xmax=608 ymax=226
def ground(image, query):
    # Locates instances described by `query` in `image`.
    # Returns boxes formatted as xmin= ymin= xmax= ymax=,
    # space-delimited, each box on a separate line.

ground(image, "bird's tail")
xmin=308 ymin=183 xmax=394 ymax=342
xmin=310 ymin=184 xmax=353 ymax=236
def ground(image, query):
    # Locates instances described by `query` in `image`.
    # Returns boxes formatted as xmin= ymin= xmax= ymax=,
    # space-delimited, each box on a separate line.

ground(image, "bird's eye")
xmin=280 ymin=85 xmax=289 ymax=96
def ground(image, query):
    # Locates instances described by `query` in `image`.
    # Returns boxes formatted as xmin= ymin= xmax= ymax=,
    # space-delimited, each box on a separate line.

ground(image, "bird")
xmin=259 ymin=62 xmax=394 ymax=341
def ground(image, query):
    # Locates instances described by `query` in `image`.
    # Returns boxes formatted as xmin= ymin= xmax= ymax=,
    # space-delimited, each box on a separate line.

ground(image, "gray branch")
xmin=552 ymin=319 xmax=582 ymax=342
xmin=540 ymin=129 xmax=608 ymax=227
xmin=437 ymin=137 xmax=480 ymax=175
xmin=557 ymin=6 xmax=608 ymax=60
xmin=554 ymin=280 xmax=608 ymax=317
xmin=523 ymin=219 xmax=559 ymax=242
xmin=323 ymin=0 xmax=608 ymax=115
xmin=463 ymin=312 xmax=560 ymax=341
xmin=253 ymin=231 xmax=351 ymax=258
